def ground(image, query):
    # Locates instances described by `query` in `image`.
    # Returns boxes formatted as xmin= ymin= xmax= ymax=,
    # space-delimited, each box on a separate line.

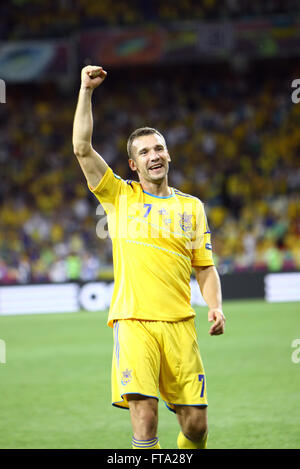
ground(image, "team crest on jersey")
xmin=178 ymin=212 xmax=193 ymax=232
xmin=121 ymin=368 xmax=133 ymax=386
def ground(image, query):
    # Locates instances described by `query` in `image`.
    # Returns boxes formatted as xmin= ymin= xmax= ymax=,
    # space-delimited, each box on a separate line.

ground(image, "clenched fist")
xmin=81 ymin=65 xmax=107 ymax=90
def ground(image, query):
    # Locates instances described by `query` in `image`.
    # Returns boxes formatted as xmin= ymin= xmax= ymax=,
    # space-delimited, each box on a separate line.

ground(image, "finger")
xmin=88 ymin=68 xmax=106 ymax=79
xmin=209 ymin=318 xmax=225 ymax=335
xmin=208 ymin=308 xmax=223 ymax=320
xmin=83 ymin=65 xmax=99 ymax=74
xmin=210 ymin=329 xmax=224 ymax=336
xmin=210 ymin=325 xmax=224 ymax=335
xmin=209 ymin=324 xmax=221 ymax=334
xmin=208 ymin=312 xmax=216 ymax=323
xmin=87 ymin=69 xmax=101 ymax=78
xmin=85 ymin=65 xmax=102 ymax=71
xmin=209 ymin=313 xmax=221 ymax=326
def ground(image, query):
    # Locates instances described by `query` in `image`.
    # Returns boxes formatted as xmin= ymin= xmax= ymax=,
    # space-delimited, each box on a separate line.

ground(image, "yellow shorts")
xmin=111 ymin=318 xmax=207 ymax=412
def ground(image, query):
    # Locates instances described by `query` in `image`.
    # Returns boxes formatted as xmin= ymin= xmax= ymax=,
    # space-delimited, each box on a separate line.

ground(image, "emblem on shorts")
xmin=178 ymin=212 xmax=193 ymax=232
xmin=121 ymin=368 xmax=133 ymax=386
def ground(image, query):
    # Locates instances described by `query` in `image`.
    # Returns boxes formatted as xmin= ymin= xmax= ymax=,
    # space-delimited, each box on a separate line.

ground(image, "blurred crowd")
xmin=0 ymin=60 xmax=300 ymax=284
xmin=1 ymin=0 xmax=300 ymax=40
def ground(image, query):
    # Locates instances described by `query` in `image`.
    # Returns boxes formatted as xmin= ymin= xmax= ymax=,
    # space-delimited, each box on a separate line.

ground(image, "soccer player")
xmin=73 ymin=65 xmax=226 ymax=450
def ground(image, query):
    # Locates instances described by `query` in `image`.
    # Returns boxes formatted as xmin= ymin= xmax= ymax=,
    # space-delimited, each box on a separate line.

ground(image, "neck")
xmin=140 ymin=178 xmax=171 ymax=197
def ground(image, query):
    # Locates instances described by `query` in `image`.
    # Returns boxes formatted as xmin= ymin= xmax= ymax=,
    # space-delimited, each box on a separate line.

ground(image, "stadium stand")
xmin=0 ymin=1 xmax=299 ymax=284
xmin=0 ymin=60 xmax=299 ymax=284
xmin=1 ymin=0 xmax=300 ymax=40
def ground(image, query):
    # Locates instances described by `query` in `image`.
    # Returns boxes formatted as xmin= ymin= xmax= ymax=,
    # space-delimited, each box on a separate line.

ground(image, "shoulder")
xmin=173 ymin=188 xmax=200 ymax=199
xmin=111 ymin=173 xmax=141 ymax=192
xmin=173 ymin=188 xmax=202 ymax=204
xmin=173 ymin=189 xmax=208 ymax=222
xmin=124 ymin=178 xmax=142 ymax=192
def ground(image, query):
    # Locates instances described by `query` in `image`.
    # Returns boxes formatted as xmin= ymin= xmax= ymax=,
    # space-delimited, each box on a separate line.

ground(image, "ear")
xmin=128 ymin=158 xmax=137 ymax=172
xmin=167 ymin=151 xmax=171 ymax=163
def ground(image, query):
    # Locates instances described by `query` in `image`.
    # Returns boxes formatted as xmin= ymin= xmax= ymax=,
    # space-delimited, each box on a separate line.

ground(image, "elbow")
xmin=73 ymin=142 xmax=91 ymax=158
xmin=194 ymin=265 xmax=214 ymax=275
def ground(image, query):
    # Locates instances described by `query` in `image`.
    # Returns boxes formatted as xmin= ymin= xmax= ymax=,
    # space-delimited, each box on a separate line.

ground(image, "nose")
xmin=149 ymin=149 xmax=160 ymax=160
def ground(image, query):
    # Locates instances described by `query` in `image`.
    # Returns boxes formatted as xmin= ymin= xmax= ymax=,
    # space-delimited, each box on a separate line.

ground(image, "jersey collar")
xmin=142 ymin=187 xmax=175 ymax=199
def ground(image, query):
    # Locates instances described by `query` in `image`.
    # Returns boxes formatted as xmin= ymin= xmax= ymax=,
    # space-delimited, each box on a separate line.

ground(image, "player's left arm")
xmin=194 ymin=265 xmax=226 ymax=336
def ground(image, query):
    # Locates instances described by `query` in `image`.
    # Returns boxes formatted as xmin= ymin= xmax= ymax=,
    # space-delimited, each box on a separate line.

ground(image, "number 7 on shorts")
xmin=198 ymin=374 xmax=205 ymax=398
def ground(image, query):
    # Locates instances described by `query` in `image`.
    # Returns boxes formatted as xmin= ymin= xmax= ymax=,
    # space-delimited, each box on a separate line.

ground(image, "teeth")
xmin=150 ymin=165 xmax=162 ymax=170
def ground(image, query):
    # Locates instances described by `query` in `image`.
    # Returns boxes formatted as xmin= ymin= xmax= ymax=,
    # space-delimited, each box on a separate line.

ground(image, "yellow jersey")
xmin=89 ymin=167 xmax=214 ymax=327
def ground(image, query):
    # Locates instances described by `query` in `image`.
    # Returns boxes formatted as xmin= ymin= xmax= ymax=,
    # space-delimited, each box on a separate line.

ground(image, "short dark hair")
xmin=127 ymin=127 xmax=166 ymax=159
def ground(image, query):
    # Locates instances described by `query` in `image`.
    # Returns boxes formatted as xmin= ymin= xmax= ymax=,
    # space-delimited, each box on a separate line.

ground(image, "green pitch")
xmin=0 ymin=300 xmax=299 ymax=449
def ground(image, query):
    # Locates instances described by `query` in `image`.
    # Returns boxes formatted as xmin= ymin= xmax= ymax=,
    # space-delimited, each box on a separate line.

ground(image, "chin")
xmin=148 ymin=169 xmax=167 ymax=181
xmin=150 ymin=175 xmax=166 ymax=183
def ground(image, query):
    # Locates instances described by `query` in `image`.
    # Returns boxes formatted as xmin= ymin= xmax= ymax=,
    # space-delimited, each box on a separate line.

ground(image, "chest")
xmin=124 ymin=198 xmax=196 ymax=241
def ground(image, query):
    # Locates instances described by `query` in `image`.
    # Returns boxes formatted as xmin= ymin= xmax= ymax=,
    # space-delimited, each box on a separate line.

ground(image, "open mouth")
xmin=149 ymin=164 xmax=163 ymax=172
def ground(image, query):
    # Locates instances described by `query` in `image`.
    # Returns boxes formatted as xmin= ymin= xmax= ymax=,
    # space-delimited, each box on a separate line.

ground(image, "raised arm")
xmin=194 ymin=265 xmax=226 ymax=336
xmin=73 ymin=65 xmax=109 ymax=189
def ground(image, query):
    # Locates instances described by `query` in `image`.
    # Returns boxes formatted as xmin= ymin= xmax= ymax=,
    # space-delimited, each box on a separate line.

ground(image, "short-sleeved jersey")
xmin=90 ymin=167 xmax=214 ymax=327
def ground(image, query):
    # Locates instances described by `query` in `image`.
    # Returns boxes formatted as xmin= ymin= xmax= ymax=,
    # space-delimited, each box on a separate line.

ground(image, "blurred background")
xmin=0 ymin=0 xmax=300 ymax=288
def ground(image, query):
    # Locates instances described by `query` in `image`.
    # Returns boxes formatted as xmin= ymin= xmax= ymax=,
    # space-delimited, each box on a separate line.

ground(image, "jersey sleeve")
xmin=88 ymin=167 xmax=128 ymax=212
xmin=191 ymin=200 xmax=214 ymax=267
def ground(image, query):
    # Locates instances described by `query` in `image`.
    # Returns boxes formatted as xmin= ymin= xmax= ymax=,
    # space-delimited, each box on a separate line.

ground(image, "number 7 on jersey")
xmin=143 ymin=203 xmax=152 ymax=217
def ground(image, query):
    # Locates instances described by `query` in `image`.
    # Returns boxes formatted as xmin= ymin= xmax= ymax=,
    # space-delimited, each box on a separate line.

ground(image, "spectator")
xmin=0 ymin=62 xmax=299 ymax=283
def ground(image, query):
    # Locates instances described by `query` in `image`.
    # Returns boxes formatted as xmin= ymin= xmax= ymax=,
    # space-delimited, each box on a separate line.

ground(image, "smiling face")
xmin=128 ymin=133 xmax=171 ymax=185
